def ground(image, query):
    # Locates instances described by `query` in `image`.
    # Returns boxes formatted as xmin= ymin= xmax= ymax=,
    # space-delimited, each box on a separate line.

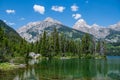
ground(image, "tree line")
xmin=0 ymin=27 xmax=106 ymax=62
xmin=30 ymin=28 xmax=106 ymax=58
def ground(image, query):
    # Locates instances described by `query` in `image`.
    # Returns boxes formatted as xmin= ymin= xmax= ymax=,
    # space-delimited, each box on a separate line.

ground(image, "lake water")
xmin=0 ymin=56 xmax=120 ymax=80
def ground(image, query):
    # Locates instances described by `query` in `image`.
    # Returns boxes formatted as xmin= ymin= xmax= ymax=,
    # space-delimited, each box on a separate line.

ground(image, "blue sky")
xmin=0 ymin=0 xmax=120 ymax=30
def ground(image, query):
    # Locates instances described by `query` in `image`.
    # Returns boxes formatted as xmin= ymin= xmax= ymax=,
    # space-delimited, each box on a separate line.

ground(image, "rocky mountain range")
xmin=73 ymin=19 xmax=120 ymax=42
xmin=17 ymin=17 xmax=120 ymax=43
xmin=17 ymin=17 xmax=86 ymax=42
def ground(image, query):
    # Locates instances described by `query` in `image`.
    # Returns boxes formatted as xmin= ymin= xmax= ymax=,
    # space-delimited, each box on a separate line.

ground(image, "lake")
xmin=0 ymin=56 xmax=120 ymax=80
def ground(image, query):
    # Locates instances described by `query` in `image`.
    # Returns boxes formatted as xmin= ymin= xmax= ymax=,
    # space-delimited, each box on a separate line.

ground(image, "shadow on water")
xmin=0 ymin=56 xmax=120 ymax=80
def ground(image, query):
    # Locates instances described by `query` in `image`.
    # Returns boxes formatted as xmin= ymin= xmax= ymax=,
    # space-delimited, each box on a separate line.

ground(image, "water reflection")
xmin=28 ymin=59 xmax=39 ymax=65
xmin=0 ymin=57 xmax=120 ymax=80
xmin=14 ymin=67 xmax=39 ymax=80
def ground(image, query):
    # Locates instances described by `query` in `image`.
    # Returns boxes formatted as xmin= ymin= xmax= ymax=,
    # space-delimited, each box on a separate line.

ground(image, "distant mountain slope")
xmin=0 ymin=20 xmax=22 ymax=42
xmin=109 ymin=22 xmax=120 ymax=31
xmin=105 ymin=29 xmax=120 ymax=42
xmin=17 ymin=17 xmax=87 ymax=42
xmin=73 ymin=19 xmax=120 ymax=42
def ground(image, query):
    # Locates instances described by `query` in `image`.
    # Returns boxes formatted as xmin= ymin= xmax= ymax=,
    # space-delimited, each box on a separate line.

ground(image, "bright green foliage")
xmin=0 ymin=62 xmax=17 ymax=71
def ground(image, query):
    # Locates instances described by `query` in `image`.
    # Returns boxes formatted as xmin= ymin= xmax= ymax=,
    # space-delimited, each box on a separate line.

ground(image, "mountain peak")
xmin=44 ymin=17 xmax=61 ymax=24
xmin=44 ymin=17 xmax=54 ymax=22
xmin=92 ymin=24 xmax=99 ymax=27
xmin=78 ymin=19 xmax=85 ymax=22
xmin=74 ymin=19 xmax=91 ymax=28
xmin=76 ymin=19 xmax=86 ymax=24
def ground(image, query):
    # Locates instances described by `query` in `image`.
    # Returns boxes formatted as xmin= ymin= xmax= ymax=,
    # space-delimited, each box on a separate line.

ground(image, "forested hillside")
xmin=0 ymin=20 xmax=29 ymax=62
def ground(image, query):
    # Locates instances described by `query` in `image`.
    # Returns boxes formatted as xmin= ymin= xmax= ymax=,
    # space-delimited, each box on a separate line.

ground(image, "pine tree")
xmin=0 ymin=27 xmax=4 ymax=59
xmin=53 ymin=28 xmax=60 ymax=55
xmin=0 ymin=27 xmax=4 ymax=42
xmin=81 ymin=33 xmax=91 ymax=55
xmin=100 ymin=41 xmax=106 ymax=55
xmin=96 ymin=41 xmax=101 ymax=54
xmin=40 ymin=31 xmax=47 ymax=56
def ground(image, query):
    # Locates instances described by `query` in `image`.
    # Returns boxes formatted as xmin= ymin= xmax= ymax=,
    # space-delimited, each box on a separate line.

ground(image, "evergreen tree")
xmin=0 ymin=27 xmax=4 ymax=59
xmin=0 ymin=27 xmax=4 ymax=42
xmin=53 ymin=28 xmax=60 ymax=55
xmin=100 ymin=41 xmax=106 ymax=55
xmin=81 ymin=33 xmax=91 ymax=55
xmin=96 ymin=41 xmax=101 ymax=54
xmin=40 ymin=31 xmax=47 ymax=56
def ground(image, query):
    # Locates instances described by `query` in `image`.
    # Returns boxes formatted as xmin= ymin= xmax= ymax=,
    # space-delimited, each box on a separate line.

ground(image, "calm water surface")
xmin=0 ymin=56 xmax=120 ymax=80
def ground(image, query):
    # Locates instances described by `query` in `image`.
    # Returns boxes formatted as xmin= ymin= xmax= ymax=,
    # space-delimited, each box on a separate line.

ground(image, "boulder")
xmin=29 ymin=52 xmax=41 ymax=59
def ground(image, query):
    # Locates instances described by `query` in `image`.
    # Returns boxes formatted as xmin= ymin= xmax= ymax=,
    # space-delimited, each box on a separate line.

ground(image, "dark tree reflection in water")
xmin=0 ymin=56 xmax=120 ymax=80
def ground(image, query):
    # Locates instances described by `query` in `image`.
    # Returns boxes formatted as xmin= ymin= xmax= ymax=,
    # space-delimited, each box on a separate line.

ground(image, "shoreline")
xmin=0 ymin=55 xmax=106 ymax=71
xmin=0 ymin=62 xmax=26 ymax=71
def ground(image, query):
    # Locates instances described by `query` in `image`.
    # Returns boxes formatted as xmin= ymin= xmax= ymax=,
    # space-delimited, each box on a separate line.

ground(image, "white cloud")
xmin=20 ymin=17 xmax=25 ymax=20
xmin=72 ymin=13 xmax=81 ymax=19
xmin=71 ymin=4 xmax=79 ymax=11
xmin=51 ymin=6 xmax=65 ymax=12
xmin=33 ymin=4 xmax=45 ymax=14
xmin=8 ymin=22 xmax=15 ymax=26
xmin=3 ymin=20 xmax=15 ymax=26
xmin=6 ymin=9 xmax=15 ymax=14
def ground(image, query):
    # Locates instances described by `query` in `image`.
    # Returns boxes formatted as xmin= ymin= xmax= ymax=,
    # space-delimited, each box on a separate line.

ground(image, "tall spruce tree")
xmin=40 ymin=31 xmax=47 ymax=56
xmin=53 ymin=28 xmax=60 ymax=55
xmin=81 ymin=33 xmax=91 ymax=55
xmin=0 ymin=27 xmax=4 ymax=59
xmin=96 ymin=41 xmax=101 ymax=54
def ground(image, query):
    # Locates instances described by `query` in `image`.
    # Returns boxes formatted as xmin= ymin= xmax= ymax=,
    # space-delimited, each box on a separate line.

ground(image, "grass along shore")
xmin=0 ymin=62 xmax=26 ymax=71
xmin=0 ymin=54 xmax=106 ymax=71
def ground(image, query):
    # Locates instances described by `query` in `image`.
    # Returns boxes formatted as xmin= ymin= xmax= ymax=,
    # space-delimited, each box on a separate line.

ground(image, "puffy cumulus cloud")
xmin=33 ymin=4 xmax=45 ymax=14
xmin=51 ymin=6 xmax=65 ymax=12
xmin=72 ymin=13 xmax=81 ymax=19
xmin=71 ymin=4 xmax=79 ymax=11
xmin=6 ymin=9 xmax=15 ymax=14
